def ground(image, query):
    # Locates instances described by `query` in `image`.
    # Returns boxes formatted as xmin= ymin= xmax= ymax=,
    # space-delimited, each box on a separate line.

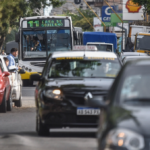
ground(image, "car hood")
xmin=109 ymin=105 xmax=150 ymax=137
xmin=45 ymin=78 xmax=114 ymax=94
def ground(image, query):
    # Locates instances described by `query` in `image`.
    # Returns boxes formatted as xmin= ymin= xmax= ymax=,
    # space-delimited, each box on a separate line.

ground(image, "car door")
xmin=0 ymin=62 xmax=10 ymax=101
xmin=1 ymin=57 xmax=12 ymax=86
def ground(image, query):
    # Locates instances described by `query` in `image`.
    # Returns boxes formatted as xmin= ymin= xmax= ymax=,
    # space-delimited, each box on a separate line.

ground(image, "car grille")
xmin=65 ymin=96 xmax=85 ymax=105
xmin=65 ymin=90 xmax=108 ymax=106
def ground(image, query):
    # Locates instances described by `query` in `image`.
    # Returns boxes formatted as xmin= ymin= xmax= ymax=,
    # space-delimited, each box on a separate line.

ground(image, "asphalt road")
xmin=0 ymin=87 xmax=97 ymax=150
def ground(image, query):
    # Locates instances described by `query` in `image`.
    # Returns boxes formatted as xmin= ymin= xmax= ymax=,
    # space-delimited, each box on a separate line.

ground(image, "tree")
xmin=64 ymin=9 xmax=95 ymax=31
xmin=0 ymin=0 xmax=64 ymax=50
xmin=132 ymin=0 xmax=150 ymax=14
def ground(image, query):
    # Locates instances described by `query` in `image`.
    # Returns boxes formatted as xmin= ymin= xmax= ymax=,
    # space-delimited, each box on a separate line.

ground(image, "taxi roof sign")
xmin=73 ymin=45 xmax=98 ymax=51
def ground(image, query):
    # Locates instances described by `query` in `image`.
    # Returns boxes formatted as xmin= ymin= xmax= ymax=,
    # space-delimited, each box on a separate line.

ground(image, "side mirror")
xmin=2 ymin=71 xmax=10 ymax=77
xmin=30 ymin=74 xmax=42 ymax=81
xmin=15 ymin=32 xmax=19 ymax=42
xmin=8 ymin=66 xmax=17 ymax=72
xmin=18 ymin=69 xmax=25 ymax=74
xmin=85 ymin=95 xmax=108 ymax=108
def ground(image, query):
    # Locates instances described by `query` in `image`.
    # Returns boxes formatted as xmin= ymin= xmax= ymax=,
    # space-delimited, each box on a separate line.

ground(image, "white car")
xmin=0 ymin=56 xmax=24 ymax=107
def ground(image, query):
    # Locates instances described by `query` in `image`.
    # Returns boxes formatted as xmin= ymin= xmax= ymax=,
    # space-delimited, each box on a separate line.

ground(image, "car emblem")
xmin=84 ymin=92 xmax=93 ymax=100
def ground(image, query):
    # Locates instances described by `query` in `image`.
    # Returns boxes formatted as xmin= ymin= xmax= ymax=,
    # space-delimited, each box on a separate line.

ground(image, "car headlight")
xmin=44 ymin=89 xmax=62 ymax=100
xmin=106 ymin=128 xmax=144 ymax=150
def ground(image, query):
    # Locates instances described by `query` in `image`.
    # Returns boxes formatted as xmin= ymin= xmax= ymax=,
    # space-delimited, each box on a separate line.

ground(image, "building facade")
xmin=50 ymin=0 xmax=99 ymax=16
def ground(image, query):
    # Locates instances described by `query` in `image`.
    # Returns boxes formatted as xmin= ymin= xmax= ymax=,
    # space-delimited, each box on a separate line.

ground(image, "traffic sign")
xmin=102 ymin=6 xmax=115 ymax=22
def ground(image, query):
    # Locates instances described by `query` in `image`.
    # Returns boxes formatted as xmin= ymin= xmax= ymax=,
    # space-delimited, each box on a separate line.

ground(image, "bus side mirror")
xmin=15 ymin=32 xmax=20 ymax=42
xmin=73 ymin=31 xmax=78 ymax=40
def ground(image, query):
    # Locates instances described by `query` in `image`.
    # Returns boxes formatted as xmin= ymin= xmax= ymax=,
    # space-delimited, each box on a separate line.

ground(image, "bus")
xmin=15 ymin=16 xmax=81 ymax=85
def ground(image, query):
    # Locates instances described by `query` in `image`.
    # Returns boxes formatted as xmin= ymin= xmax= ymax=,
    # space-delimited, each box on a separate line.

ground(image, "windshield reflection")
xmin=49 ymin=59 xmax=121 ymax=78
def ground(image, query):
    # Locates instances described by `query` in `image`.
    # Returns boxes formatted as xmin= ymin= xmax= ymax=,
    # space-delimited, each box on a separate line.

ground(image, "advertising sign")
xmin=102 ymin=22 xmax=117 ymax=27
xmin=93 ymin=17 xmax=103 ymax=32
xmin=123 ymin=0 xmax=144 ymax=20
xmin=102 ymin=6 xmax=114 ymax=22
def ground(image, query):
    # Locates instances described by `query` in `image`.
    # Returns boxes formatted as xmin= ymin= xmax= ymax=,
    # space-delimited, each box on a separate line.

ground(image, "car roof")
xmin=125 ymin=56 xmax=150 ymax=59
xmin=121 ymin=52 xmax=147 ymax=56
xmin=125 ymin=58 xmax=150 ymax=66
xmin=51 ymin=51 xmax=117 ymax=58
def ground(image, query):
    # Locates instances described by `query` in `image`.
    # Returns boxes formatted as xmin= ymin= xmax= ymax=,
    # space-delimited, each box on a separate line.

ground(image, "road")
xmin=0 ymin=87 xmax=97 ymax=150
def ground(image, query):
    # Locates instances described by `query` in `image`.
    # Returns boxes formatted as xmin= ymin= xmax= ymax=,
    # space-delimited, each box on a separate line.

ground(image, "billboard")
xmin=102 ymin=6 xmax=114 ymax=22
xmin=123 ymin=0 xmax=144 ymax=20
xmin=93 ymin=17 xmax=103 ymax=32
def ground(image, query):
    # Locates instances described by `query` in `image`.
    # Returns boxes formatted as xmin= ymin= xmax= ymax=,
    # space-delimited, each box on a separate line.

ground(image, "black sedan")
xmin=31 ymin=51 xmax=121 ymax=136
xmin=87 ymin=58 xmax=150 ymax=150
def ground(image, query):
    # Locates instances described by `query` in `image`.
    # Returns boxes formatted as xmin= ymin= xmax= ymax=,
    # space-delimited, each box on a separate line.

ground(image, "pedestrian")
xmin=7 ymin=48 xmax=20 ymax=70
xmin=1 ymin=50 xmax=6 ymax=55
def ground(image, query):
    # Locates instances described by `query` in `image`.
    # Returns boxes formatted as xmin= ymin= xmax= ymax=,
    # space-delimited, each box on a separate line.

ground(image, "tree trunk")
xmin=0 ymin=35 xmax=5 ymax=51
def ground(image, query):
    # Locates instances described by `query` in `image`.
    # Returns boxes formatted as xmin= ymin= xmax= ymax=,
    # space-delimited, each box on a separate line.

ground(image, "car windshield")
xmin=120 ymin=66 xmax=150 ymax=103
xmin=48 ymin=58 xmax=121 ymax=78
xmin=87 ymin=44 xmax=113 ymax=52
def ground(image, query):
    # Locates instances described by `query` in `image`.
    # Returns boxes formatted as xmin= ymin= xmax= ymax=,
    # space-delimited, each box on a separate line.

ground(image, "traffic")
xmin=1 ymin=2 xmax=150 ymax=149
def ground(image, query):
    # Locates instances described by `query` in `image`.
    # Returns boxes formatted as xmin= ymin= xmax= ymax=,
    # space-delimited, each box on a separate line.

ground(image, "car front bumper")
xmin=38 ymin=98 xmax=99 ymax=128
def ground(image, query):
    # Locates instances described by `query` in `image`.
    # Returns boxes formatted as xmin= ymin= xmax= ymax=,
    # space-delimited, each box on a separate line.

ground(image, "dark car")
xmin=31 ymin=51 xmax=122 ymax=136
xmin=122 ymin=56 xmax=150 ymax=64
xmin=87 ymin=59 xmax=150 ymax=150
xmin=120 ymin=52 xmax=148 ymax=61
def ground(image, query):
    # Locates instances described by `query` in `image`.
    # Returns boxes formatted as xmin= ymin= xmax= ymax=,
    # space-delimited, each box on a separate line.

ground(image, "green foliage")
xmin=64 ymin=9 xmax=95 ymax=31
xmin=0 ymin=0 xmax=64 ymax=49
xmin=74 ymin=18 xmax=93 ymax=31
xmin=132 ymin=0 xmax=150 ymax=14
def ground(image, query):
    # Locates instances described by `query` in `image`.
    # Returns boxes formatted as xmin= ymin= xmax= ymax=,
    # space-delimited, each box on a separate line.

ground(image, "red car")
xmin=0 ymin=63 xmax=12 ymax=113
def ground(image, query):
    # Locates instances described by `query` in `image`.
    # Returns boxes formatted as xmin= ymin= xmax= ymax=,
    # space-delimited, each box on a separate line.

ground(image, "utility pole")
xmin=104 ymin=0 xmax=124 ymax=51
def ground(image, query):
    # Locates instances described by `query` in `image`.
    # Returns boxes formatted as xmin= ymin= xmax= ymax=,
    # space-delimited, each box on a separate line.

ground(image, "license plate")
xmin=77 ymin=107 xmax=100 ymax=115
xmin=33 ymin=81 xmax=39 ymax=85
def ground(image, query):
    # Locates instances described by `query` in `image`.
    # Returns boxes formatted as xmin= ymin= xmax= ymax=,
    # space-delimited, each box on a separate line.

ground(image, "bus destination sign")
xmin=27 ymin=19 xmax=64 ymax=28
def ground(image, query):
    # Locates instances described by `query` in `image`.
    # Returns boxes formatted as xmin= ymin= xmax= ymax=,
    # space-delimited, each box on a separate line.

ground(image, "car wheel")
xmin=7 ymin=92 xmax=12 ymax=111
xmin=0 ymin=92 xmax=7 ymax=113
xmin=36 ymin=115 xmax=49 ymax=136
xmin=15 ymin=95 xmax=22 ymax=107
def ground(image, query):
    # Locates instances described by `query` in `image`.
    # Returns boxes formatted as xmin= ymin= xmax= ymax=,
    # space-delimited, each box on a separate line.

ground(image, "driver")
xmin=31 ymin=36 xmax=42 ymax=51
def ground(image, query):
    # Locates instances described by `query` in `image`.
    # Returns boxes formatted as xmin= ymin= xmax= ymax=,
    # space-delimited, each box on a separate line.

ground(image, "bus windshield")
xmin=136 ymin=35 xmax=150 ymax=50
xmin=22 ymin=29 xmax=71 ymax=59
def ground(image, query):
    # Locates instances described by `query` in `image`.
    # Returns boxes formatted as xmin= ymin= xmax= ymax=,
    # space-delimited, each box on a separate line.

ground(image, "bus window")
xmin=22 ymin=30 xmax=46 ymax=59
xmin=47 ymin=29 xmax=71 ymax=54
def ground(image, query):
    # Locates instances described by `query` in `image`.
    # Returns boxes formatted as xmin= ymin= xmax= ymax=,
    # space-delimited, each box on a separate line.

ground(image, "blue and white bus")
xmin=15 ymin=16 xmax=81 ymax=85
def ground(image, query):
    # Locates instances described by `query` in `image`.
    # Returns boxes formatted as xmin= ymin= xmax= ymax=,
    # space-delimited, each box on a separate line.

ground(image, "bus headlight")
xmin=106 ymin=128 xmax=144 ymax=150
xmin=44 ymin=89 xmax=62 ymax=100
